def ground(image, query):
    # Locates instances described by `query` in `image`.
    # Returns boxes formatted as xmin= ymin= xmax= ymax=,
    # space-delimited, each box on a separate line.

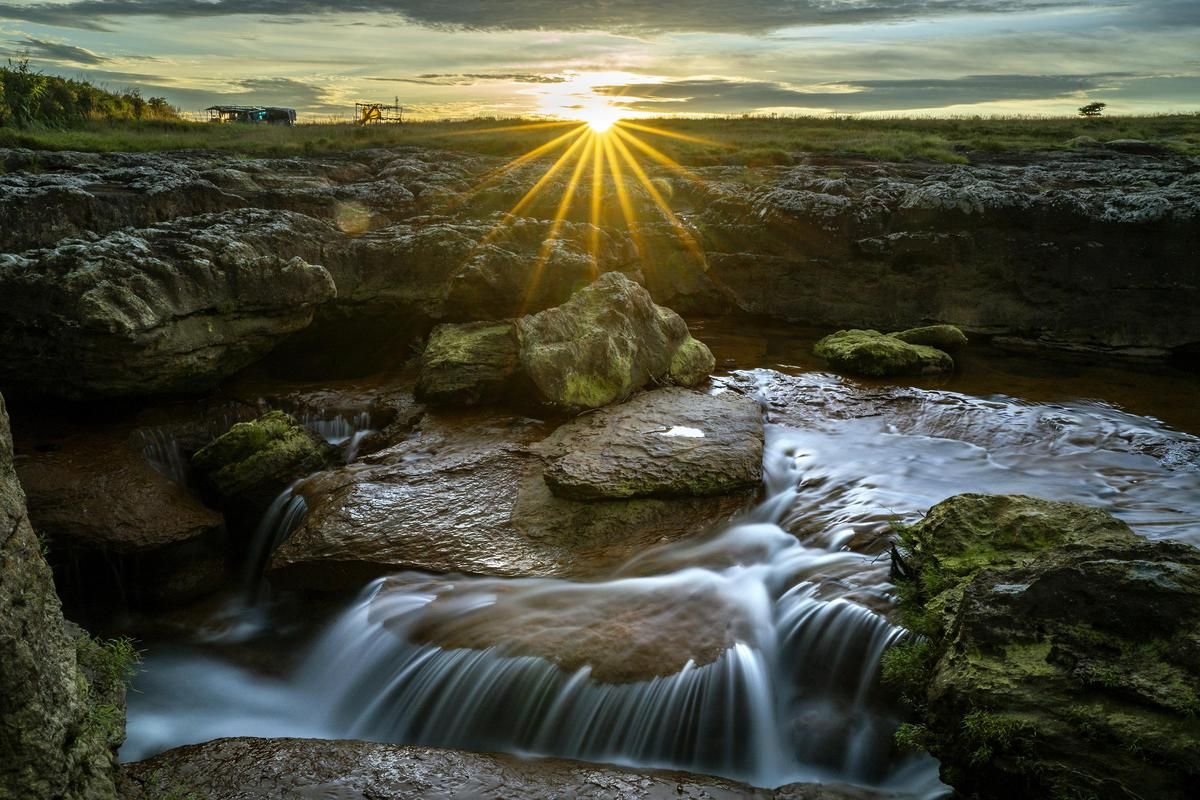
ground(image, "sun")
xmin=577 ymin=106 xmax=621 ymax=133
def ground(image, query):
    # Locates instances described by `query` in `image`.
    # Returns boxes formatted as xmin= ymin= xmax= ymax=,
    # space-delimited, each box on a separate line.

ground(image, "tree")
xmin=1078 ymin=101 xmax=1107 ymax=118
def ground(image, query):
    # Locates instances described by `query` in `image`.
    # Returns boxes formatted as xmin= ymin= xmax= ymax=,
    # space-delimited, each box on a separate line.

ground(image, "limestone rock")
xmin=813 ymin=329 xmax=954 ymax=377
xmin=0 ymin=209 xmax=337 ymax=399
xmin=0 ymin=391 xmax=124 ymax=799
xmin=536 ymin=388 xmax=763 ymax=500
xmin=886 ymin=493 xmax=1200 ymax=800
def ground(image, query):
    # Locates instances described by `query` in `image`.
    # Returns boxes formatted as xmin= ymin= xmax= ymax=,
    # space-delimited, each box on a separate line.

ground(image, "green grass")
xmin=1 ymin=113 xmax=1196 ymax=164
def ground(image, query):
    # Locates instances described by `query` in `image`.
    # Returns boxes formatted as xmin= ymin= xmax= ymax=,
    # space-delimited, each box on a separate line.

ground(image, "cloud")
xmin=4 ymin=35 xmax=108 ymax=64
xmin=370 ymin=72 xmax=569 ymax=85
xmin=596 ymin=74 xmax=1134 ymax=113
xmin=0 ymin=0 xmax=1143 ymax=34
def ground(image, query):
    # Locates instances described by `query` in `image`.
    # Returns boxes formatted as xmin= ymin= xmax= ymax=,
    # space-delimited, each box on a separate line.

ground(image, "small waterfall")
xmin=139 ymin=427 xmax=192 ymax=485
xmin=296 ymin=409 xmax=374 ymax=462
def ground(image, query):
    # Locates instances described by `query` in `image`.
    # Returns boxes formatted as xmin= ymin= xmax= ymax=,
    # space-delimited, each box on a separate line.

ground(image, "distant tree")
xmin=1078 ymin=101 xmax=1107 ymax=118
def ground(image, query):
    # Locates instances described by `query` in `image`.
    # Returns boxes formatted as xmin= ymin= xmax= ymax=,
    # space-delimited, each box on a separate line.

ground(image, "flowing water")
xmin=118 ymin=345 xmax=1200 ymax=797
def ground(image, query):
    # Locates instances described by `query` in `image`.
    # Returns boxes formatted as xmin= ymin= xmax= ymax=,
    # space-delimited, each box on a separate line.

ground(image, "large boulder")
xmin=813 ymin=329 xmax=954 ymax=377
xmin=884 ymin=494 xmax=1200 ymax=800
xmin=536 ymin=387 xmax=763 ymax=500
xmin=415 ymin=273 xmax=716 ymax=410
xmin=0 ymin=209 xmax=337 ymax=399
xmin=268 ymin=404 xmax=753 ymax=590
xmin=0 ymin=391 xmax=126 ymax=799
xmin=518 ymin=272 xmax=714 ymax=408
xmin=191 ymin=411 xmax=334 ymax=513
xmin=118 ymin=737 xmax=882 ymax=800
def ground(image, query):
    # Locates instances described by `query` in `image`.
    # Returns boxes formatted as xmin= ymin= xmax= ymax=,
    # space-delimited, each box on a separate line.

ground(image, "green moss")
xmin=192 ymin=410 xmax=330 ymax=500
xmin=891 ymin=324 xmax=969 ymax=353
xmin=812 ymin=329 xmax=953 ymax=377
xmin=894 ymin=722 xmax=934 ymax=753
xmin=961 ymin=710 xmax=1036 ymax=766
xmin=668 ymin=336 xmax=715 ymax=387
xmin=561 ymin=363 xmax=631 ymax=408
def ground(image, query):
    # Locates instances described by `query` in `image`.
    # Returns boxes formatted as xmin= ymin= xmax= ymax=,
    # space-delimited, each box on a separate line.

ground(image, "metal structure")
xmin=356 ymin=98 xmax=403 ymax=126
xmin=206 ymin=105 xmax=297 ymax=126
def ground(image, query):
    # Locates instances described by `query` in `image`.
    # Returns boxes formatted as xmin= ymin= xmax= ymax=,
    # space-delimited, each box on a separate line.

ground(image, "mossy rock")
xmin=415 ymin=321 xmax=520 ymax=406
xmin=669 ymin=336 xmax=716 ymax=387
xmin=813 ymin=329 xmax=953 ymax=377
xmin=886 ymin=493 xmax=1200 ymax=800
xmin=192 ymin=411 xmax=333 ymax=510
xmin=891 ymin=324 xmax=968 ymax=353
xmin=517 ymin=272 xmax=715 ymax=410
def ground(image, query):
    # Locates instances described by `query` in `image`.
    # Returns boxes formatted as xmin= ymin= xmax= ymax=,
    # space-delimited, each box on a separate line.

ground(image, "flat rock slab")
xmin=537 ymin=388 xmax=764 ymax=500
xmin=119 ymin=737 xmax=891 ymax=800
xmin=268 ymin=410 xmax=753 ymax=589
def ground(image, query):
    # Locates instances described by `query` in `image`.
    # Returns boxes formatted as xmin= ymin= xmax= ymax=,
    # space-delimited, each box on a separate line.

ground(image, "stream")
xmin=113 ymin=325 xmax=1200 ymax=798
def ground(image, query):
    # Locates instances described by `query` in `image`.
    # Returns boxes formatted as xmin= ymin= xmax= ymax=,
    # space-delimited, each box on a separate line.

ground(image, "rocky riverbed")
xmin=1 ymin=142 xmax=1198 ymax=800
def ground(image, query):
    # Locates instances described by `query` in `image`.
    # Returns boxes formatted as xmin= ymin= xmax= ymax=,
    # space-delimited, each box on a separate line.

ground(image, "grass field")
xmin=1 ymin=113 xmax=1197 ymax=165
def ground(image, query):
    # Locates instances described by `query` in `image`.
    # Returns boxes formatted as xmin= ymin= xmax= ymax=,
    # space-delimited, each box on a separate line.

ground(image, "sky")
xmin=0 ymin=0 xmax=1197 ymax=120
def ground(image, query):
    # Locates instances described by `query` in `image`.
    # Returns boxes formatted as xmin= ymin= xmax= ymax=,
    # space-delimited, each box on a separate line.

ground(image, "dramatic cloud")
xmin=597 ymin=74 xmax=1133 ymax=113
xmin=372 ymin=73 xmax=569 ymax=85
xmin=5 ymin=35 xmax=108 ymax=64
xmin=0 ymin=0 xmax=1131 ymax=34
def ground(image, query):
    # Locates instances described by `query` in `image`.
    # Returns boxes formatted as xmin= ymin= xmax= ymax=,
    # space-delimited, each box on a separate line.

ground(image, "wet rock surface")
xmin=119 ymin=737 xmax=888 ymax=800
xmin=17 ymin=429 xmax=223 ymax=554
xmin=886 ymin=493 xmax=1200 ymax=800
xmin=537 ymin=387 xmax=763 ymax=500
xmin=268 ymin=409 xmax=753 ymax=589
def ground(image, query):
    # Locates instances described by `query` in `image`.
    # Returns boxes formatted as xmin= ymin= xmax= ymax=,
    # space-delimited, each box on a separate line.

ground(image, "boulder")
xmin=885 ymin=493 xmax=1200 ymax=800
xmin=118 ymin=737 xmax=884 ymax=800
xmin=813 ymin=330 xmax=954 ymax=377
xmin=268 ymin=409 xmax=752 ymax=590
xmin=415 ymin=321 xmax=521 ymax=406
xmin=518 ymin=272 xmax=714 ymax=409
xmin=889 ymin=324 xmax=968 ymax=353
xmin=415 ymin=273 xmax=716 ymax=410
xmin=536 ymin=388 xmax=763 ymax=500
xmin=0 ymin=391 xmax=125 ymax=799
xmin=191 ymin=411 xmax=334 ymax=513
xmin=0 ymin=209 xmax=337 ymax=399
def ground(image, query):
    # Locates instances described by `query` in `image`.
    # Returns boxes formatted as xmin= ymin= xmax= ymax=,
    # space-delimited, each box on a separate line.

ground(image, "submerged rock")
xmin=813 ymin=329 xmax=955 ymax=377
xmin=268 ymin=409 xmax=752 ymax=589
xmin=537 ymin=388 xmax=763 ymax=500
xmin=0 ymin=391 xmax=125 ymax=799
xmin=885 ymin=493 xmax=1200 ymax=800
xmin=192 ymin=411 xmax=334 ymax=512
xmin=119 ymin=737 xmax=884 ymax=799
xmin=518 ymin=272 xmax=714 ymax=409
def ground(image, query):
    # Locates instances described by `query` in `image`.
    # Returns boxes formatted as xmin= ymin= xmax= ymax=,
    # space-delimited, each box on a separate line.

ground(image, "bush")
xmin=0 ymin=57 xmax=181 ymax=128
